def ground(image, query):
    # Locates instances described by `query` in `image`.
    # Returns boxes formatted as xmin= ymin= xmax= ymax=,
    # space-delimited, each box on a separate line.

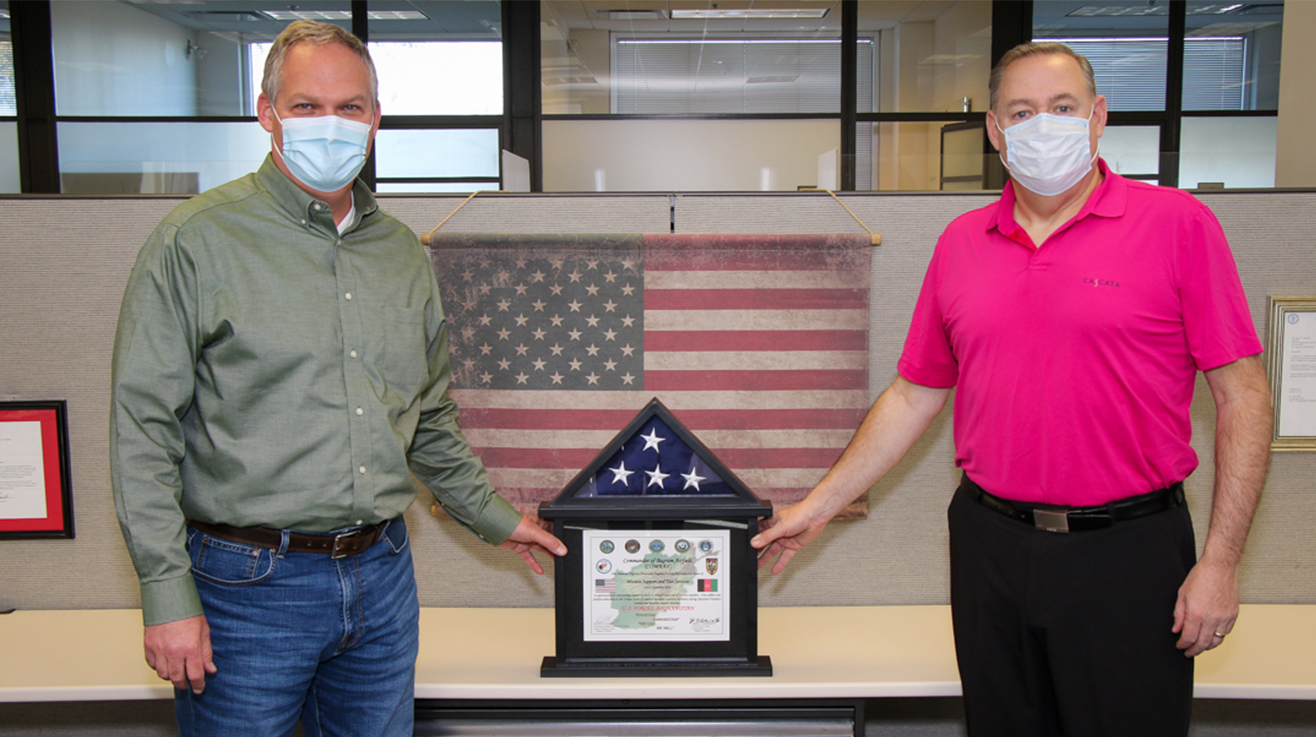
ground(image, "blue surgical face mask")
xmin=996 ymin=111 xmax=1098 ymax=197
xmin=271 ymin=109 xmax=372 ymax=193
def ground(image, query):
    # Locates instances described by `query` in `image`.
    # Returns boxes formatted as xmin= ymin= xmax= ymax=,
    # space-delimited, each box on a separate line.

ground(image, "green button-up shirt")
xmin=110 ymin=157 xmax=522 ymax=626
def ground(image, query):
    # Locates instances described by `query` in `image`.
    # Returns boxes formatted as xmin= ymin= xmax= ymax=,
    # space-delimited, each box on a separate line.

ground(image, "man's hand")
xmin=1171 ymin=355 xmax=1271 ymax=658
xmin=143 ymin=614 xmax=215 ymax=694
xmin=500 ymin=514 xmax=567 ymax=574
xmin=751 ymin=503 xmax=829 ymax=575
xmin=1173 ymin=555 xmax=1239 ymax=657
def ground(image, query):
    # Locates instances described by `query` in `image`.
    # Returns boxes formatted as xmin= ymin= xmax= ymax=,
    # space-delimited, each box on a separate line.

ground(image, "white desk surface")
xmin=0 ymin=605 xmax=1311 ymax=703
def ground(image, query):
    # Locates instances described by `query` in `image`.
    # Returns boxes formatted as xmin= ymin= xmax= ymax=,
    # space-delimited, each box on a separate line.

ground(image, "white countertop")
xmin=1 ymin=605 xmax=1311 ymax=703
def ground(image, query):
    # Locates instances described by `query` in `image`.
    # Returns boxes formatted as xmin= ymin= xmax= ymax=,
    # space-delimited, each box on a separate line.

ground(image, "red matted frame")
xmin=0 ymin=401 xmax=74 ymax=539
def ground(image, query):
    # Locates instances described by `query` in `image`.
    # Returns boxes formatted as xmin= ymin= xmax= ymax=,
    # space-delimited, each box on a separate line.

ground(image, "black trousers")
xmin=948 ymin=481 xmax=1196 ymax=737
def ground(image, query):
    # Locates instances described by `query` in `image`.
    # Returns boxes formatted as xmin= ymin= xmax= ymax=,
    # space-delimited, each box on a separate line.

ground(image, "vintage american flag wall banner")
xmin=429 ymin=233 xmax=873 ymax=517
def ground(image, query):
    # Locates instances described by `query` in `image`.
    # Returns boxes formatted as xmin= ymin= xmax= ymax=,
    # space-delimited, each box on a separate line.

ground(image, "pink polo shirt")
xmin=898 ymin=160 xmax=1262 ymax=506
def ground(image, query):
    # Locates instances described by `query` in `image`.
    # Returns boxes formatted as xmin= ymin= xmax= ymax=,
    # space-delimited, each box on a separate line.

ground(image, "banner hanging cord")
xmin=803 ymin=188 xmax=881 ymax=246
xmin=422 ymin=190 xmax=499 ymax=246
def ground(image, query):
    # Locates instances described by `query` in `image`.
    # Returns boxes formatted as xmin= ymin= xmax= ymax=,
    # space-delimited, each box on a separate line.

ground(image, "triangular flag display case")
xmin=539 ymin=398 xmax=773 ymax=677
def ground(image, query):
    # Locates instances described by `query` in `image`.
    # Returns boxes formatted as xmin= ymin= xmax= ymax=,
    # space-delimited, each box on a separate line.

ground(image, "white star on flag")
xmin=640 ymin=429 xmax=665 ymax=452
xmin=609 ymin=461 xmax=634 ymax=486
xmin=645 ymin=464 xmax=669 ymax=488
xmin=681 ymin=466 xmax=707 ymax=491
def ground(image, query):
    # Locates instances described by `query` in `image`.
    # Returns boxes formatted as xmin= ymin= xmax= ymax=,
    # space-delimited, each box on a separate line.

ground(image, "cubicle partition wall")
xmin=1 ymin=190 xmax=1314 ymax=736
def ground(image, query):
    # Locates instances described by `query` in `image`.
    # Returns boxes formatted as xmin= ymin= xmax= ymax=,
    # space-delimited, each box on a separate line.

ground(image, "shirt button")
xmin=301 ymin=219 xmax=307 ymax=225
xmin=359 ymin=466 xmax=366 ymax=474
xmin=356 ymin=520 xmax=364 ymax=526
xmin=355 ymin=407 xmax=364 ymax=416
xmin=349 ymin=349 xmax=358 ymax=359
xmin=313 ymin=203 xmax=322 ymax=210
xmin=345 ymin=292 xmax=352 ymax=300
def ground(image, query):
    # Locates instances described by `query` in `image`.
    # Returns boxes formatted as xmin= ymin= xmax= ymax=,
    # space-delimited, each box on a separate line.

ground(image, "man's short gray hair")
xmin=988 ymin=42 xmax=1097 ymax=112
xmin=261 ymin=20 xmax=378 ymax=105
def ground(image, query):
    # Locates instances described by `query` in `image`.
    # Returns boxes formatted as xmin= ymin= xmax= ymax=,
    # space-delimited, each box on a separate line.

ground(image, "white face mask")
xmin=271 ymin=109 xmax=372 ymax=193
xmin=996 ymin=111 xmax=1098 ymax=197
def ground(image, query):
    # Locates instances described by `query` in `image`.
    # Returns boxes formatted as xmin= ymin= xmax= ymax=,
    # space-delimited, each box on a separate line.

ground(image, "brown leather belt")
xmin=187 ymin=519 xmax=384 ymax=559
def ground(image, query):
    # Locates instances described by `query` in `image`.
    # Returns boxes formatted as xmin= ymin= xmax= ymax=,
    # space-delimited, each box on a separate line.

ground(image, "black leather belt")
xmin=187 ymin=519 xmax=385 ymax=558
xmin=961 ymin=474 xmax=1185 ymax=533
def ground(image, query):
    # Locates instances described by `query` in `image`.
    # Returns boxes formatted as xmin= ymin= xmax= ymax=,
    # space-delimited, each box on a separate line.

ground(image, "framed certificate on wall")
xmin=0 ymin=401 xmax=74 ymax=539
xmin=1266 ymin=297 xmax=1316 ymax=451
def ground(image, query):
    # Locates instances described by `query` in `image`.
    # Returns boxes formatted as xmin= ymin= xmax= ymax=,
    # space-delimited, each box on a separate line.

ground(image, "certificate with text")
xmin=1278 ymin=310 xmax=1316 ymax=438
xmin=0 ymin=421 xmax=47 ymax=520
xmin=583 ymin=529 xmax=730 ymax=642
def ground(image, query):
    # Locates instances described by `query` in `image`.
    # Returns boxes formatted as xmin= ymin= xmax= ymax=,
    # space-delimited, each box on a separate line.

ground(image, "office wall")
xmin=0 ymin=190 xmax=1314 ymax=736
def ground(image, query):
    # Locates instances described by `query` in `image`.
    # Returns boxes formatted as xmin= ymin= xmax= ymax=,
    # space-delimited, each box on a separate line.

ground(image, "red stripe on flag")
xmin=644 ymin=289 xmax=867 ymax=311
xmin=644 ymin=330 xmax=867 ymax=352
xmin=473 ymin=447 xmax=841 ymax=470
xmin=458 ymin=407 xmax=866 ymax=431
xmin=644 ymin=370 xmax=866 ymax=391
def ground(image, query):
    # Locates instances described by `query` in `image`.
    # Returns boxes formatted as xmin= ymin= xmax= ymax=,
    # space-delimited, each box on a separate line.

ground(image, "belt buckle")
xmin=1033 ymin=509 xmax=1070 ymax=534
xmin=330 ymin=529 xmax=363 ymax=559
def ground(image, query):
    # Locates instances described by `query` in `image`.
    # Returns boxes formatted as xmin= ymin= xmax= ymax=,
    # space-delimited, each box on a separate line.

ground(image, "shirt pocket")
xmin=364 ymin=306 xmax=431 ymax=402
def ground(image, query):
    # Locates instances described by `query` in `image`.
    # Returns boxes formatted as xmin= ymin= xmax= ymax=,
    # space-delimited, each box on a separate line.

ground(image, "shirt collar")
xmin=988 ymin=158 xmax=1127 ymax=237
xmin=255 ymin=154 xmax=379 ymax=231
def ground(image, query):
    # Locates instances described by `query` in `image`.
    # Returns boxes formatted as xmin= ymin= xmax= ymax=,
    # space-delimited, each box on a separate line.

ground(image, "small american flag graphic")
xmin=430 ymin=234 xmax=872 ymax=516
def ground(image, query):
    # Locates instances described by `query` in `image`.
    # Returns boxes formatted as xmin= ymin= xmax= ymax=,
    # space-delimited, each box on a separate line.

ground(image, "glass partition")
xmin=57 ymin=121 xmax=268 ymax=194
xmin=544 ymin=118 xmax=839 ymax=192
xmin=1180 ymin=116 xmax=1277 ymax=188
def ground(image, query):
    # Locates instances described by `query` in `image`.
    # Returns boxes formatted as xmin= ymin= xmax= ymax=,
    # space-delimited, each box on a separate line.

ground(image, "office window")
xmin=862 ymin=1 xmax=992 ymax=114
xmin=613 ymin=38 xmax=865 ymax=115
xmin=1186 ymin=0 xmax=1282 ymax=111
xmin=1052 ymin=37 xmax=1253 ymax=112
xmin=0 ymin=1 xmax=17 ymax=193
xmin=1033 ymin=0 xmax=1169 ymax=111
xmin=366 ymin=1 xmax=502 ymax=191
xmin=247 ymin=40 xmax=502 ymax=115
xmin=48 ymin=1 xmax=350 ymax=192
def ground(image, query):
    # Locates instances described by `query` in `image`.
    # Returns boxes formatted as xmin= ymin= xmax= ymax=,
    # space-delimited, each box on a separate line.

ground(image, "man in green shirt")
xmin=110 ymin=21 xmax=564 ymax=736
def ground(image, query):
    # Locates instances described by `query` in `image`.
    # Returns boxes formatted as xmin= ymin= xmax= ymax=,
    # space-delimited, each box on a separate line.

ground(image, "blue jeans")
xmin=177 ymin=518 xmax=419 ymax=737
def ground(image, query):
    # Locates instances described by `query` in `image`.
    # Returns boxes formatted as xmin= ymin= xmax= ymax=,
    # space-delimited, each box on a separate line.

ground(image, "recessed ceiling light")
xmin=1068 ymin=5 xmax=1168 ymax=17
xmin=366 ymin=10 xmax=427 ymax=21
xmin=264 ymin=9 xmax=352 ymax=21
xmin=670 ymin=8 xmax=830 ymax=19
xmin=263 ymin=9 xmax=426 ymax=21
xmin=596 ymin=9 xmax=667 ymax=21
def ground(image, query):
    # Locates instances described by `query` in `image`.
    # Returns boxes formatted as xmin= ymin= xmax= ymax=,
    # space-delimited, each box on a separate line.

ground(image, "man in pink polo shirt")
xmin=752 ymin=42 xmax=1272 ymax=736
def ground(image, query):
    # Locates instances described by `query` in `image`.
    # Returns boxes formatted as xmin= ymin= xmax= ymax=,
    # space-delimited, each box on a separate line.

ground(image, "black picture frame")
xmin=539 ymin=398 xmax=772 ymax=677
xmin=0 ymin=401 xmax=74 ymax=539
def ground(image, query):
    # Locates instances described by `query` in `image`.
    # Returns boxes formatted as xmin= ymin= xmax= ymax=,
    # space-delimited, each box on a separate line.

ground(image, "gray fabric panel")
xmin=0 ymin=192 xmax=1313 ymax=617
xmin=380 ymin=194 xmax=672 ymax=235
